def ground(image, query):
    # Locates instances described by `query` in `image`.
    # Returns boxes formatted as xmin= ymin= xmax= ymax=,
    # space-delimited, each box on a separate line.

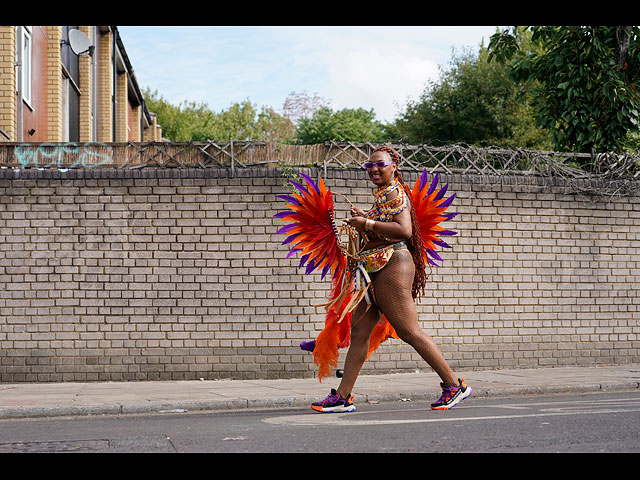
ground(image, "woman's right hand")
xmin=350 ymin=207 xmax=365 ymax=217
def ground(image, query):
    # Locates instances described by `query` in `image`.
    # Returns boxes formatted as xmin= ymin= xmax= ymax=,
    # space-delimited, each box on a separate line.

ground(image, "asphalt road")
xmin=0 ymin=390 xmax=638 ymax=453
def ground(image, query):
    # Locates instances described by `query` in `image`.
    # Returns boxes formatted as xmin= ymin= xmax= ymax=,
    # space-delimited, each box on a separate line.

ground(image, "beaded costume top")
xmin=365 ymin=178 xmax=408 ymax=224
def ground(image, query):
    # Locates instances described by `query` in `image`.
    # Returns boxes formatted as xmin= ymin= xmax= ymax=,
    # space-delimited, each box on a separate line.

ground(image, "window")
xmin=61 ymin=26 xmax=80 ymax=141
xmin=21 ymin=26 xmax=32 ymax=106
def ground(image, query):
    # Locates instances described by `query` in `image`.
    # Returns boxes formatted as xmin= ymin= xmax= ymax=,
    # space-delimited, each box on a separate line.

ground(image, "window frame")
xmin=20 ymin=26 xmax=33 ymax=108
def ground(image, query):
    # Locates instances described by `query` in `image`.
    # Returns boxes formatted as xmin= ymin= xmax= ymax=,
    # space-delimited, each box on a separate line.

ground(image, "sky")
xmin=117 ymin=26 xmax=501 ymax=124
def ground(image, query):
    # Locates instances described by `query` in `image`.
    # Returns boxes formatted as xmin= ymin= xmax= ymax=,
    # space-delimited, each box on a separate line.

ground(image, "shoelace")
xmin=320 ymin=393 xmax=341 ymax=406
xmin=437 ymin=385 xmax=459 ymax=403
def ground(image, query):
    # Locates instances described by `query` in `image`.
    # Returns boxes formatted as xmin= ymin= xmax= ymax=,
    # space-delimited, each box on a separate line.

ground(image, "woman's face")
xmin=366 ymin=151 xmax=396 ymax=187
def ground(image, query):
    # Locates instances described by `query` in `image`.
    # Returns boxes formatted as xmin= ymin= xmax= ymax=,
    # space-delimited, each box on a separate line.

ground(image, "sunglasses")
xmin=363 ymin=159 xmax=394 ymax=170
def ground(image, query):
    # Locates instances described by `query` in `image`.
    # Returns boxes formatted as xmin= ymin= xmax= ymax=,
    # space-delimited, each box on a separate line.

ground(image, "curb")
xmin=1 ymin=381 xmax=637 ymax=420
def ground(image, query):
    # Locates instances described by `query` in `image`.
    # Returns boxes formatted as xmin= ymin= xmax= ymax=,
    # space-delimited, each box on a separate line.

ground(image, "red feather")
xmin=276 ymin=173 xmax=346 ymax=280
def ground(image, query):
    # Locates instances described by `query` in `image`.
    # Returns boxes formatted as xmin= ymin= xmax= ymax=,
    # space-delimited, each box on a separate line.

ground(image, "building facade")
xmin=0 ymin=26 xmax=161 ymax=143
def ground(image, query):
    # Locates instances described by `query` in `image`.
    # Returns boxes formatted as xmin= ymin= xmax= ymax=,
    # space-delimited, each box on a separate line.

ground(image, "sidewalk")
xmin=0 ymin=364 xmax=638 ymax=419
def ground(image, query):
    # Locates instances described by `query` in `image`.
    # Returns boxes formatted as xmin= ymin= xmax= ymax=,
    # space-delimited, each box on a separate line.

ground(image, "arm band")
xmin=365 ymin=219 xmax=375 ymax=231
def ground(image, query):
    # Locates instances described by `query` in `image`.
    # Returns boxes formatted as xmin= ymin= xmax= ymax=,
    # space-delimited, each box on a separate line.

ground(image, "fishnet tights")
xmin=336 ymin=249 xmax=458 ymax=396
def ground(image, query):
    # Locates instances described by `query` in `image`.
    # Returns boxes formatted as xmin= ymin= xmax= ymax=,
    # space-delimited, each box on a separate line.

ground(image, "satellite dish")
xmin=67 ymin=29 xmax=94 ymax=56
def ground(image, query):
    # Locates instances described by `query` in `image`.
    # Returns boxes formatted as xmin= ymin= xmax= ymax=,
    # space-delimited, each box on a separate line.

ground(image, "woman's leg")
xmin=373 ymin=249 xmax=459 ymax=388
xmin=335 ymin=302 xmax=382 ymax=398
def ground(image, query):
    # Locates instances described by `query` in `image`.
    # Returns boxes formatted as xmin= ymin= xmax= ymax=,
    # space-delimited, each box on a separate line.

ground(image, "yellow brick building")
xmin=0 ymin=26 xmax=161 ymax=143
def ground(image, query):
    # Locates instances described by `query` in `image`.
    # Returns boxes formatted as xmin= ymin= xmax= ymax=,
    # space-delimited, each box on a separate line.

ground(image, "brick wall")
xmin=0 ymin=26 xmax=16 ymax=141
xmin=116 ymin=72 xmax=127 ymax=142
xmin=45 ymin=27 xmax=62 ymax=142
xmin=0 ymin=167 xmax=638 ymax=382
xmin=96 ymin=30 xmax=112 ymax=143
xmin=78 ymin=26 xmax=93 ymax=142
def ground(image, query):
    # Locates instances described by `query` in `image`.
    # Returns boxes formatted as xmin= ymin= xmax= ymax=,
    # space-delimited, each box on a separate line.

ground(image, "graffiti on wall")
xmin=14 ymin=143 xmax=113 ymax=169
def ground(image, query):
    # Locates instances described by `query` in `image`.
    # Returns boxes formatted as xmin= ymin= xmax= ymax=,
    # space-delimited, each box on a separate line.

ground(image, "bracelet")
xmin=365 ymin=219 xmax=375 ymax=231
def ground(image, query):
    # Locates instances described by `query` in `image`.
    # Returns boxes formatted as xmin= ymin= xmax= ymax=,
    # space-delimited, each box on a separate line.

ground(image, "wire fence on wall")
xmin=1 ymin=140 xmax=639 ymax=198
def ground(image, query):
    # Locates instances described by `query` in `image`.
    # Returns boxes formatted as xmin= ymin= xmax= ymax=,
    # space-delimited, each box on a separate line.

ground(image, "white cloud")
xmin=119 ymin=26 xmax=499 ymax=124
xmin=325 ymin=46 xmax=440 ymax=122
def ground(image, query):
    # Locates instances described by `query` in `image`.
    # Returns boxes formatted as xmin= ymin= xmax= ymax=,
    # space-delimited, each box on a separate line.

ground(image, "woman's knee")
xmin=350 ymin=324 xmax=371 ymax=345
xmin=392 ymin=323 xmax=424 ymax=346
xmin=349 ymin=308 xmax=379 ymax=344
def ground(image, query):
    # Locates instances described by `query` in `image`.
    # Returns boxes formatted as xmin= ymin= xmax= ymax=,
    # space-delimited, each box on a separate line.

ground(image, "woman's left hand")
xmin=343 ymin=215 xmax=366 ymax=233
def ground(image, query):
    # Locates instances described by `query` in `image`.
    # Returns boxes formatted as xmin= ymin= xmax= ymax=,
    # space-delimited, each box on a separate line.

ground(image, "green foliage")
xmin=279 ymin=164 xmax=302 ymax=191
xmin=488 ymin=26 xmax=640 ymax=154
xmin=295 ymin=107 xmax=390 ymax=144
xmin=143 ymin=89 xmax=296 ymax=143
xmin=390 ymin=45 xmax=552 ymax=150
xmin=144 ymin=88 xmax=391 ymax=145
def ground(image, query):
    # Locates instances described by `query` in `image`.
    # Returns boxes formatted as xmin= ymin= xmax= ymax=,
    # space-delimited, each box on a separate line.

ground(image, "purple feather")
xmin=418 ymin=169 xmax=429 ymax=191
xmin=321 ymin=263 xmax=331 ymax=280
xmin=433 ymin=239 xmax=451 ymax=249
xmin=282 ymin=233 xmax=301 ymax=245
xmin=276 ymin=194 xmax=300 ymax=206
xmin=426 ymin=172 xmax=439 ymax=197
xmin=437 ymin=193 xmax=456 ymax=209
xmin=298 ymin=172 xmax=320 ymax=194
xmin=285 ymin=248 xmax=300 ymax=259
xmin=438 ymin=229 xmax=457 ymax=236
xmin=276 ymin=224 xmax=296 ymax=235
xmin=298 ymin=253 xmax=310 ymax=268
xmin=427 ymin=249 xmax=443 ymax=262
xmin=305 ymin=259 xmax=317 ymax=275
xmin=433 ymin=183 xmax=448 ymax=200
xmin=273 ymin=211 xmax=295 ymax=218
xmin=288 ymin=180 xmax=309 ymax=196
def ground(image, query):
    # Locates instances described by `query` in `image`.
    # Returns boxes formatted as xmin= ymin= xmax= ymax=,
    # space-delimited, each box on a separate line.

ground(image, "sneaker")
xmin=311 ymin=388 xmax=356 ymax=413
xmin=430 ymin=378 xmax=472 ymax=410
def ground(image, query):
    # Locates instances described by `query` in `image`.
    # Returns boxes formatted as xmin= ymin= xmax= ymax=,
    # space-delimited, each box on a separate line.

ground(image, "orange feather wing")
xmin=410 ymin=169 xmax=458 ymax=267
xmin=274 ymin=172 xmax=346 ymax=281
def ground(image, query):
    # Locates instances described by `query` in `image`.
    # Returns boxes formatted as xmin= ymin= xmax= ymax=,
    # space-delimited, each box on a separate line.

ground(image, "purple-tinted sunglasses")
xmin=363 ymin=159 xmax=394 ymax=170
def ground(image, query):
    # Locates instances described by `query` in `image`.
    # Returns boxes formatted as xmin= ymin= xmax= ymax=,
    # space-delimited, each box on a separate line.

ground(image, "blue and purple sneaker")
xmin=311 ymin=388 xmax=356 ymax=413
xmin=431 ymin=378 xmax=472 ymax=410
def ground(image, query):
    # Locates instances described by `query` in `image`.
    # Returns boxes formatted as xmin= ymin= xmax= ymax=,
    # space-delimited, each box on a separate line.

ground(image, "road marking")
xmin=263 ymin=396 xmax=640 ymax=427
xmin=264 ymin=407 xmax=640 ymax=426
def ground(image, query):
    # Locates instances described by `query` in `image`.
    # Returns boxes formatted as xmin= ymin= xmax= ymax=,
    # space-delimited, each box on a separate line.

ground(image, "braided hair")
xmin=372 ymin=146 xmax=428 ymax=299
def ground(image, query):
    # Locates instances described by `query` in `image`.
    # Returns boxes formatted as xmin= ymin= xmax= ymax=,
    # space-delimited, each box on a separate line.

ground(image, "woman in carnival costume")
xmin=275 ymin=146 xmax=471 ymax=413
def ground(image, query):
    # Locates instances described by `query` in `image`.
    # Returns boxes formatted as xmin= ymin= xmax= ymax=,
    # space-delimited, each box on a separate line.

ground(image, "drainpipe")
xmin=91 ymin=26 xmax=97 ymax=141
xmin=112 ymin=26 xmax=117 ymax=142
xmin=140 ymin=100 xmax=146 ymax=141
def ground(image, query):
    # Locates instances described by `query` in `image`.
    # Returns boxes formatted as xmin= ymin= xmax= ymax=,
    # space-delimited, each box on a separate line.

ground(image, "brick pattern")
xmin=0 ymin=26 xmax=16 ymax=140
xmin=0 ymin=26 xmax=161 ymax=144
xmin=115 ymin=72 xmax=127 ymax=142
xmin=78 ymin=26 xmax=93 ymax=142
xmin=0 ymin=167 xmax=638 ymax=382
xmin=96 ymin=30 xmax=112 ymax=142
xmin=46 ymin=26 xmax=62 ymax=142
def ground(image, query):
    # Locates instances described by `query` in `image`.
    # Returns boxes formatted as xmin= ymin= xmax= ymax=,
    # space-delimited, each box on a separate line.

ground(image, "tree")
xmin=391 ymin=45 xmax=551 ymax=150
xmin=295 ymin=107 xmax=389 ymax=144
xmin=281 ymin=91 xmax=331 ymax=126
xmin=143 ymin=89 xmax=296 ymax=143
xmin=488 ymin=26 xmax=640 ymax=154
